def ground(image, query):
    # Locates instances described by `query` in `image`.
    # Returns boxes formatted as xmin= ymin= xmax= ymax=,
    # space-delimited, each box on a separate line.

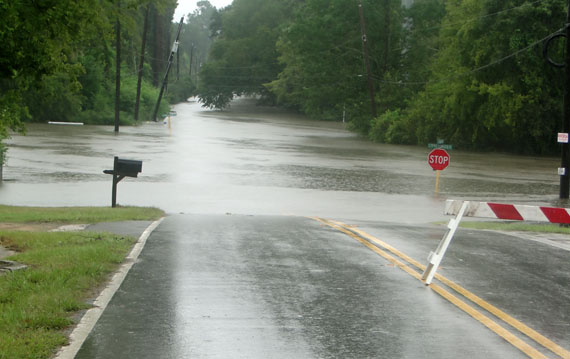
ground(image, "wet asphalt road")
xmin=76 ymin=215 xmax=528 ymax=359
xmin=1 ymin=99 xmax=569 ymax=357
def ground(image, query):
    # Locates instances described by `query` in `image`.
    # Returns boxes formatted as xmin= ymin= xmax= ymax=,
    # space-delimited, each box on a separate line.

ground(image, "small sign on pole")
xmin=428 ymin=143 xmax=453 ymax=150
xmin=558 ymin=133 xmax=569 ymax=143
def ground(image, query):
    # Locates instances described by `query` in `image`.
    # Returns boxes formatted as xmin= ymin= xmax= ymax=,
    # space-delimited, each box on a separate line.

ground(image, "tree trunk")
xmin=135 ymin=4 xmax=150 ymax=122
xmin=114 ymin=1 xmax=121 ymax=133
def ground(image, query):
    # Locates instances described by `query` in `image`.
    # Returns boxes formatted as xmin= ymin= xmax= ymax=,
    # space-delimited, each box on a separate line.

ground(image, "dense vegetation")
xmin=1 ymin=0 xmax=182 ymax=128
xmin=1 ymin=0 xmax=567 ymax=157
xmin=197 ymin=0 xmax=568 ymax=154
xmin=0 ymin=0 xmax=203 ymax=164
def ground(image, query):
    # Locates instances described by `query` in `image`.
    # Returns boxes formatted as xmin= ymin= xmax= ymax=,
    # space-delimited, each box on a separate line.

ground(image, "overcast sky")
xmin=174 ymin=0 xmax=233 ymax=21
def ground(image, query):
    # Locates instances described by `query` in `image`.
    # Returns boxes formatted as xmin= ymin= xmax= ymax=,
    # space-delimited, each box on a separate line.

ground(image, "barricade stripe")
xmin=515 ymin=205 xmax=549 ymax=222
xmin=540 ymin=207 xmax=570 ymax=224
xmin=469 ymin=202 xmax=496 ymax=218
xmin=488 ymin=203 xmax=524 ymax=221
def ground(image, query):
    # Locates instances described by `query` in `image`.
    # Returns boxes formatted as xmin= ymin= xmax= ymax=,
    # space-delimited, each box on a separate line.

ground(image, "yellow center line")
xmin=311 ymin=217 xmax=560 ymax=359
xmin=329 ymin=220 xmax=570 ymax=359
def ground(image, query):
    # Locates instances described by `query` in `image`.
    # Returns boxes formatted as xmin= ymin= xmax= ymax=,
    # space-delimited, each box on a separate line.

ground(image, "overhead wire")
xmin=192 ymin=0 xmax=557 ymax=91
xmin=404 ymin=0 xmax=546 ymax=35
xmin=373 ymin=26 xmax=564 ymax=86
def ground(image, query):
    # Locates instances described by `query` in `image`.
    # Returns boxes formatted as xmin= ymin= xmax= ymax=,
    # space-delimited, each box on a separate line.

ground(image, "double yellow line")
xmin=311 ymin=217 xmax=570 ymax=359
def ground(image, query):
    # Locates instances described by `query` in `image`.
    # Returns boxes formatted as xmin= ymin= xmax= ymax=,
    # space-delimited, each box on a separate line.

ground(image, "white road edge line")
xmin=54 ymin=217 xmax=166 ymax=359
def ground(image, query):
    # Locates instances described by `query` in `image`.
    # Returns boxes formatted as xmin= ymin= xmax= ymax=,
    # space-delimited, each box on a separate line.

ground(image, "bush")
xmin=0 ymin=142 xmax=7 ymax=166
xmin=369 ymin=109 xmax=415 ymax=145
xmin=166 ymin=76 xmax=196 ymax=104
xmin=74 ymin=71 xmax=169 ymax=125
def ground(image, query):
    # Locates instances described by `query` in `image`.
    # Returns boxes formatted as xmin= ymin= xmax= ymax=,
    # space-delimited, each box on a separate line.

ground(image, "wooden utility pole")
xmin=152 ymin=17 xmax=184 ymax=121
xmin=114 ymin=0 xmax=121 ymax=133
xmin=176 ymin=38 xmax=180 ymax=81
xmin=134 ymin=4 xmax=150 ymax=123
xmin=358 ymin=0 xmax=377 ymax=118
xmin=561 ymin=0 xmax=570 ymax=199
xmin=189 ymin=44 xmax=194 ymax=76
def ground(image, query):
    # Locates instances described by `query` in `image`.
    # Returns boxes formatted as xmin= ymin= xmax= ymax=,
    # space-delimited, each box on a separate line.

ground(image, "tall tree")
xmin=197 ymin=0 xmax=298 ymax=109
xmin=0 ymin=0 xmax=104 ymax=160
xmin=268 ymin=0 xmax=403 ymax=127
xmin=405 ymin=0 xmax=566 ymax=153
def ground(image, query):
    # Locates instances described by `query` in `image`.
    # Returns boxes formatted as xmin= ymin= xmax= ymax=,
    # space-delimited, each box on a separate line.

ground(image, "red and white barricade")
xmin=445 ymin=200 xmax=570 ymax=224
xmin=422 ymin=200 xmax=570 ymax=285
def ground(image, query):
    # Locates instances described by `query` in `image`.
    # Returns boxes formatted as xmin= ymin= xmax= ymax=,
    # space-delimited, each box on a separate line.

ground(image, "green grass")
xmin=0 ymin=231 xmax=136 ymax=359
xmin=459 ymin=220 xmax=570 ymax=234
xmin=0 ymin=205 xmax=164 ymax=223
xmin=0 ymin=205 xmax=165 ymax=359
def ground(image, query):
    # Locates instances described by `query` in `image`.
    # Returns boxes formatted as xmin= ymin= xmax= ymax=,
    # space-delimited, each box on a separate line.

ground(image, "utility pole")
xmin=152 ymin=17 xmax=184 ymax=121
xmin=176 ymin=38 xmax=180 ymax=81
xmin=114 ymin=0 xmax=121 ymax=133
xmin=189 ymin=44 xmax=194 ymax=76
xmin=134 ymin=4 xmax=150 ymax=123
xmin=358 ymin=0 xmax=377 ymax=118
xmin=561 ymin=0 xmax=570 ymax=199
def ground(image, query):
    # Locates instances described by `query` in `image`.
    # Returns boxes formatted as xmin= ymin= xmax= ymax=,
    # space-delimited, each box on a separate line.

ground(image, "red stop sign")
xmin=428 ymin=149 xmax=450 ymax=171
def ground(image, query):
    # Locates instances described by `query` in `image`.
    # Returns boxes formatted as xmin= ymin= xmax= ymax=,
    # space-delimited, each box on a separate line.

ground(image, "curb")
xmin=54 ymin=217 xmax=165 ymax=359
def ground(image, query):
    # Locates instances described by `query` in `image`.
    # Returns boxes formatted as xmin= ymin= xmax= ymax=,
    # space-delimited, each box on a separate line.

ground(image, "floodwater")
xmin=0 ymin=98 xmax=562 ymax=223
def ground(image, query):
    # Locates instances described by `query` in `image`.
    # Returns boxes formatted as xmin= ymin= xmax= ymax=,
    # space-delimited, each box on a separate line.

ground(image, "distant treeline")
xmin=197 ymin=0 xmax=568 ymax=154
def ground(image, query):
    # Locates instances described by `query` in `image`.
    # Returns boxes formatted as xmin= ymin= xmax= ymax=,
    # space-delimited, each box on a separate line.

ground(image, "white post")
xmin=422 ymin=201 xmax=469 ymax=285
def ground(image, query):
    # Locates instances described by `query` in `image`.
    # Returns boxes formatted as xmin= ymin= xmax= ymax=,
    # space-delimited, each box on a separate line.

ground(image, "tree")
xmin=266 ymin=0 xmax=404 ymax=130
xmin=0 ymin=0 xmax=102 ymax=162
xmin=405 ymin=0 xmax=566 ymax=153
xmin=197 ymin=0 xmax=298 ymax=109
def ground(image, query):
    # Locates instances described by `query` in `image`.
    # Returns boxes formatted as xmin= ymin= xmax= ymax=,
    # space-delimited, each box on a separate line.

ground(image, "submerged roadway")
xmin=2 ymin=98 xmax=569 ymax=358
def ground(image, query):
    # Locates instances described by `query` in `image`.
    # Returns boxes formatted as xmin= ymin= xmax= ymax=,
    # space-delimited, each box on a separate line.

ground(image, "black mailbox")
xmin=116 ymin=158 xmax=142 ymax=178
xmin=103 ymin=156 xmax=143 ymax=207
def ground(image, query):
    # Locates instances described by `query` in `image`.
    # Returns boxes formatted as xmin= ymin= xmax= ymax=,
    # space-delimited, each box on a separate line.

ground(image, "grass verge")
xmin=0 ymin=206 xmax=164 ymax=359
xmin=459 ymin=220 xmax=570 ymax=234
xmin=0 ymin=205 xmax=164 ymax=223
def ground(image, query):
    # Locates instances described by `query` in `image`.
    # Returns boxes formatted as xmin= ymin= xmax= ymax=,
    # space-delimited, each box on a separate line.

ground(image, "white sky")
xmin=174 ymin=0 xmax=234 ymax=21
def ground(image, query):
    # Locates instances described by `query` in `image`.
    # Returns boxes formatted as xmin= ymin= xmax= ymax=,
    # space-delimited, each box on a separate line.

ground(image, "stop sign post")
xmin=428 ymin=149 xmax=450 ymax=192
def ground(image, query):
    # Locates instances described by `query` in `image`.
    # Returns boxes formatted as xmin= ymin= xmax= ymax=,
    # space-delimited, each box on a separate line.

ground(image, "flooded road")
xmin=0 ymin=98 xmax=561 ymax=223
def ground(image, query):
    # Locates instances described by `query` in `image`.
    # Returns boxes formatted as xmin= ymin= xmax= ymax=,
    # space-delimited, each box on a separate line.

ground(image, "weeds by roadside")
xmin=0 ymin=205 xmax=163 ymax=224
xmin=0 ymin=205 xmax=164 ymax=359
xmin=459 ymin=221 xmax=570 ymax=234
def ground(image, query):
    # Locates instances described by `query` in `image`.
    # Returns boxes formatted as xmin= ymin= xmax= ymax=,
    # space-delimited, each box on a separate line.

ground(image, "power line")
xmin=408 ymin=0 xmax=546 ymax=35
xmin=374 ymin=27 xmax=564 ymax=86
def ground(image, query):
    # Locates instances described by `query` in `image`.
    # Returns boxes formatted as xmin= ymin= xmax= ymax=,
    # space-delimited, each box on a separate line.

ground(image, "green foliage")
xmin=166 ymin=76 xmax=197 ymax=104
xmin=0 ymin=0 xmax=177 ymax=132
xmin=268 ymin=0 xmax=362 ymax=119
xmin=404 ymin=0 xmax=566 ymax=154
xmin=370 ymin=109 xmax=414 ymax=144
xmin=198 ymin=0 xmax=568 ymax=155
xmin=0 ymin=142 xmax=6 ymax=167
xmin=0 ymin=205 xmax=164 ymax=223
xmin=0 ymin=231 xmax=136 ymax=359
xmin=25 ymin=71 xmax=85 ymax=123
xmin=0 ymin=205 xmax=163 ymax=357
xmin=1 ymin=0 xmax=567 ymax=155
xmin=197 ymin=0 xmax=297 ymax=109
xmin=120 ymin=73 xmax=168 ymax=123
xmin=0 ymin=90 xmax=27 ymax=139
xmin=459 ymin=220 xmax=570 ymax=234
xmin=73 ymin=68 xmax=168 ymax=125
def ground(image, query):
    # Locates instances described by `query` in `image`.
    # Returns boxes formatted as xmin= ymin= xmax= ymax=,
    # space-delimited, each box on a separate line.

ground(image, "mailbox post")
xmin=103 ymin=156 xmax=142 ymax=207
